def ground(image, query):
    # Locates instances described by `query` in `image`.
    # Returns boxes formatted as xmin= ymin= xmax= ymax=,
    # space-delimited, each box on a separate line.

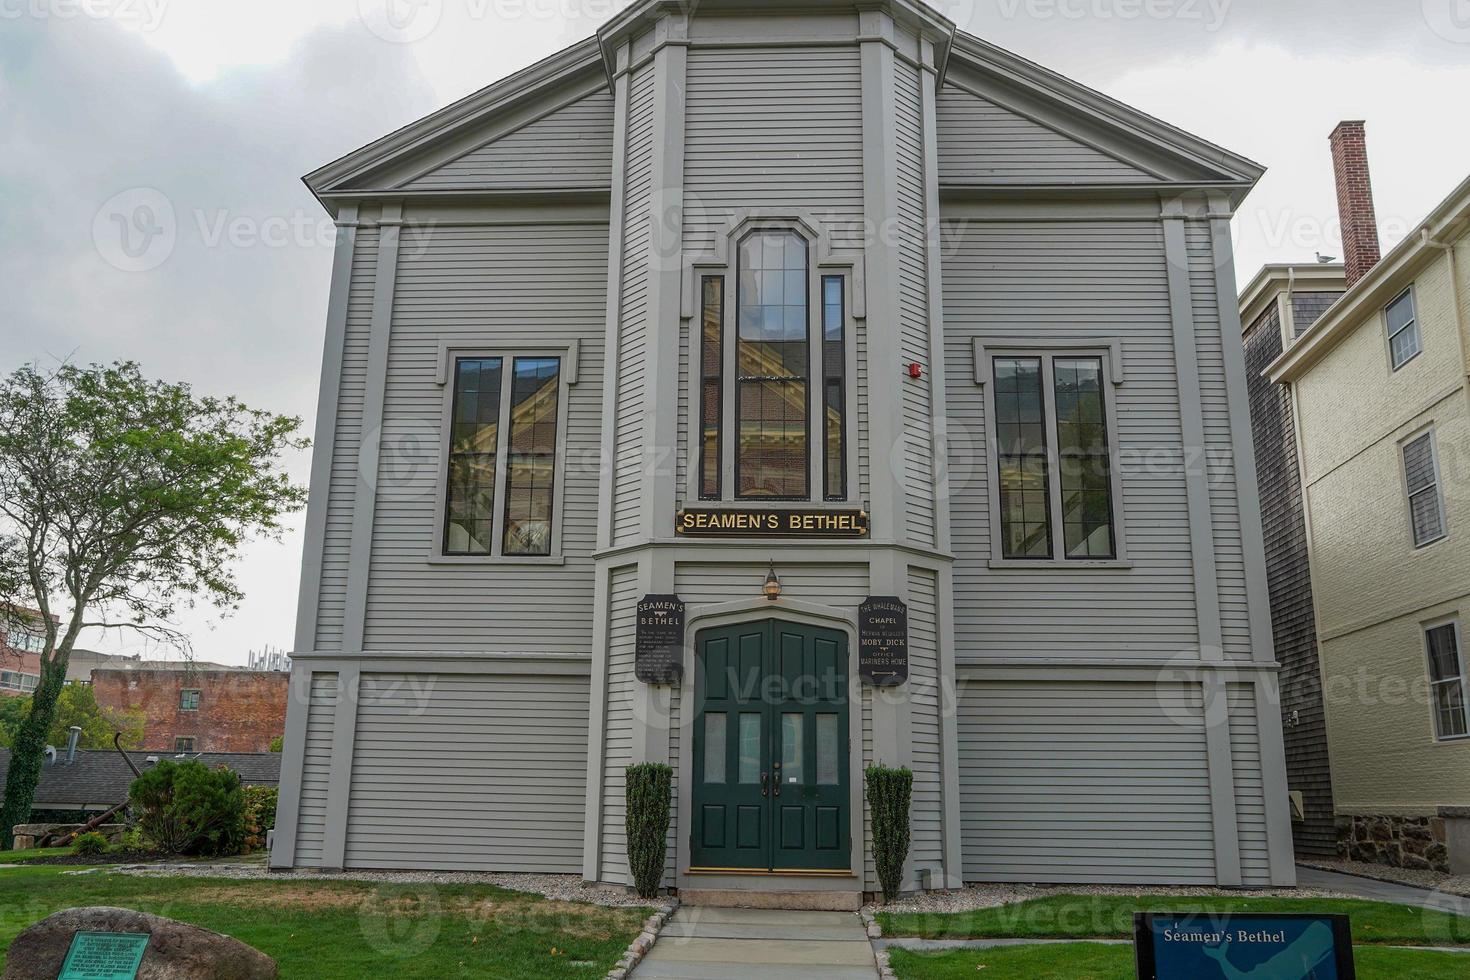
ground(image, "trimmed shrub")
xmin=242 ymin=785 xmax=279 ymax=852
xmin=73 ymin=831 xmax=109 ymax=856
xmin=129 ymin=760 xmax=246 ymax=857
xmin=865 ymin=765 xmax=913 ymax=903
xmin=625 ymin=763 xmax=673 ymax=899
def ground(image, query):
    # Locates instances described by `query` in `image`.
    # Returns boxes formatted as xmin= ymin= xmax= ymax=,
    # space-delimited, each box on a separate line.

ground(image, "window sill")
xmin=425 ymin=555 xmax=566 ymax=567
xmin=987 ymin=558 xmax=1133 ymax=571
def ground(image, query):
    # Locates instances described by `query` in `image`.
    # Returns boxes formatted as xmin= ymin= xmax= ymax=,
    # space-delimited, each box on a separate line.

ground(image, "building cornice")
xmin=1237 ymin=263 xmax=1346 ymax=334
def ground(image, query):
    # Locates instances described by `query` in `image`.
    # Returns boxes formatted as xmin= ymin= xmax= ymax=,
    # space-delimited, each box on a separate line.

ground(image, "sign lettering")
xmin=635 ymin=594 xmax=685 ymax=685
xmin=59 ymin=932 xmax=150 ymax=980
xmin=859 ymin=596 xmax=908 ymax=686
xmin=1133 ymin=912 xmax=1356 ymax=979
xmin=674 ymin=508 xmax=869 ymax=538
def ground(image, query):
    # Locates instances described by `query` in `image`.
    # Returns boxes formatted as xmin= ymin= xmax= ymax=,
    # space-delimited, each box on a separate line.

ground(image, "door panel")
xmin=690 ymin=620 xmax=849 ymax=872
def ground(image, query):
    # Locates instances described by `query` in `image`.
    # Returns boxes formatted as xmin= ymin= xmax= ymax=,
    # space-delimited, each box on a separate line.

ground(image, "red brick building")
xmin=91 ymin=669 xmax=289 ymax=753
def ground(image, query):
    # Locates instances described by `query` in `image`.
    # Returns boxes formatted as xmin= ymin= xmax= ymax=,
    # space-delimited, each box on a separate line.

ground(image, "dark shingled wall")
xmin=1243 ymin=302 xmax=1338 ymax=856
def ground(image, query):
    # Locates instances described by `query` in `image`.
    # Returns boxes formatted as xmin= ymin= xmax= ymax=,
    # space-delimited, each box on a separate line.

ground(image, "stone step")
xmin=678 ymin=888 xmax=863 ymax=911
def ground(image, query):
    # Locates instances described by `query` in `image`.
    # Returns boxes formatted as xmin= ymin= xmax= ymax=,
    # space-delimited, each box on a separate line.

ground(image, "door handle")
xmin=760 ymin=771 xmax=769 ymax=797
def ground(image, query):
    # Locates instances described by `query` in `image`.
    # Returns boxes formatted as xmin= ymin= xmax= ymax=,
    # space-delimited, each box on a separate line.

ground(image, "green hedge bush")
xmin=865 ymin=765 xmax=913 ymax=903
xmin=129 ymin=760 xmax=246 ymax=856
xmin=625 ymin=763 xmax=673 ymax=899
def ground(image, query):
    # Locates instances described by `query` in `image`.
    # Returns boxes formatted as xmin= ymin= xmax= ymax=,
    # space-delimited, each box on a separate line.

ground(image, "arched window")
xmin=736 ymin=230 xmax=809 ymax=498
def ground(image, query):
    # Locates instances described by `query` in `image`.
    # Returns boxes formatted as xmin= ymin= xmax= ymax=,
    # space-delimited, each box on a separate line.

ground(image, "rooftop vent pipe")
xmin=66 ymin=725 xmax=82 ymax=764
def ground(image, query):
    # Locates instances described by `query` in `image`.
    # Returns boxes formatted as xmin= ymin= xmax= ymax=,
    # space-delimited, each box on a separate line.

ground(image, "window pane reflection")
xmin=737 ymin=231 xmax=809 ymax=498
xmin=704 ymin=712 xmax=727 ymax=784
xmin=444 ymin=357 xmax=503 ymax=555
xmin=503 ymin=357 xmax=560 ymax=556
xmin=738 ymin=713 xmax=761 ymax=783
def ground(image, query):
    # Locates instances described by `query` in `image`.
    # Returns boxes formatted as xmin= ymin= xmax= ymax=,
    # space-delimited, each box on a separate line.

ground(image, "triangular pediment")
xmin=938 ymin=85 xmax=1154 ymax=184
xmin=399 ymin=87 xmax=614 ymax=192
xmin=941 ymin=33 xmax=1262 ymax=190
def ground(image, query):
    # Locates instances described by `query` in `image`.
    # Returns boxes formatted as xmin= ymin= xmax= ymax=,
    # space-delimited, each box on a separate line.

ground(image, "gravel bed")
xmin=1300 ymin=858 xmax=1470 ymax=898
xmin=113 ymin=865 xmax=654 ymax=908
xmin=871 ymin=881 xmax=1356 ymax=915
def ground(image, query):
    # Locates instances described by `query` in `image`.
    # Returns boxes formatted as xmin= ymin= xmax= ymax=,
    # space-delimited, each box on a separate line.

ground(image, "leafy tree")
xmin=0 ymin=362 xmax=306 ymax=846
xmin=0 ymin=683 xmax=143 ymax=750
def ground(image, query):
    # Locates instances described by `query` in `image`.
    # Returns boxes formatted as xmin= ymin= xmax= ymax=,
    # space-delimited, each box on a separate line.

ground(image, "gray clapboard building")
xmin=271 ymin=0 xmax=1294 ymax=898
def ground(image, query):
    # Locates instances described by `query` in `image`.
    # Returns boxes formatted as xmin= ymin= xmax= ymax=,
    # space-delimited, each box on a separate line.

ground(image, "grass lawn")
xmin=877 ymin=894 xmax=1470 ymax=947
xmin=0 ymin=846 xmax=75 ymax=863
xmin=0 ymin=863 xmax=649 ymax=978
xmin=889 ymin=944 xmax=1470 ymax=979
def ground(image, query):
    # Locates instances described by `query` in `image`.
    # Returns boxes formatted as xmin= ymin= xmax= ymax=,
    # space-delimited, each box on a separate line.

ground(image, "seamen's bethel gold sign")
xmin=675 ymin=508 xmax=870 ymax=538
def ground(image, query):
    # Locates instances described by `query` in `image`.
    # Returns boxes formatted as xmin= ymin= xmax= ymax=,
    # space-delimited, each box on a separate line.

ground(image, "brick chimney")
xmin=1328 ymin=120 xmax=1381 ymax=288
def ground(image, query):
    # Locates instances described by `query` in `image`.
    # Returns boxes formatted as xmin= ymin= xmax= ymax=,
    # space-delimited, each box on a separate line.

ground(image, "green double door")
xmin=690 ymin=620 xmax=850 ymax=872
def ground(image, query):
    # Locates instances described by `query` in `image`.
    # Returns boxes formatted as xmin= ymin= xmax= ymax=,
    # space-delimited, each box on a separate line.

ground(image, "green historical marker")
xmin=58 ymin=932 xmax=149 ymax=980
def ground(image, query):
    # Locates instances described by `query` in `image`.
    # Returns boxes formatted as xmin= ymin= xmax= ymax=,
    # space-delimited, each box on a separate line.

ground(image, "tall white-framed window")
xmin=1401 ymin=428 xmax=1447 ymax=548
xmin=687 ymin=216 xmax=860 ymax=507
xmin=1425 ymin=619 xmax=1468 ymax=741
xmin=976 ymin=339 xmax=1129 ymax=567
xmin=429 ymin=342 xmax=578 ymax=562
xmin=1385 ymin=286 xmax=1421 ymax=371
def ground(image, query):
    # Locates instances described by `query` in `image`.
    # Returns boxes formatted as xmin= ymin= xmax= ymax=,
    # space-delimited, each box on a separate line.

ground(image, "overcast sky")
xmin=3 ymin=0 xmax=1468 ymax=664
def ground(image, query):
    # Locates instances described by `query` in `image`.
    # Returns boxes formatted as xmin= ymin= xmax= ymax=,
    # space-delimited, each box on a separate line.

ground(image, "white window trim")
xmin=1424 ymin=616 xmax=1468 ymax=743
xmin=974 ymin=337 xmax=1131 ymax=569
xmin=180 ymin=688 xmax=201 ymax=711
xmin=1384 ymin=285 xmax=1422 ymax=372
xmin=1399 ymin=423 xmax=1448 ymax=550
xmin=682 ymin=212 xmax=865 ymax=508
xmin=426 ymin=339 xmax=580 ymax=565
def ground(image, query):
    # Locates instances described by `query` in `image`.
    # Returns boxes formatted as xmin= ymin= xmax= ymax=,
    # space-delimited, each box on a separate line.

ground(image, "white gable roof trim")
xmin=303 ymin=8 xmax=1262 ymax=213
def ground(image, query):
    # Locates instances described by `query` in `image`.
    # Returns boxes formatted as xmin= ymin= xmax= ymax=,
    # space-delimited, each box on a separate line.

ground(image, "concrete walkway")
xmin=633 ymin=907 xmax=877 ymax=979
xmin=1297 ymin=865 xmax=1470 ymax=916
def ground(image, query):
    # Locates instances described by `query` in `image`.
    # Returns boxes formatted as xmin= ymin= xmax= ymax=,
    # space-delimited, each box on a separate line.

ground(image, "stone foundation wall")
xmin=1338 ymin=815 xmax=1449 ymax=872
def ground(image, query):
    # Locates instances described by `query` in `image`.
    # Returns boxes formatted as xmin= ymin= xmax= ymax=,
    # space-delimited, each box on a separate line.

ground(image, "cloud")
xmin=0 ymin=15 xmax=437 ymax=661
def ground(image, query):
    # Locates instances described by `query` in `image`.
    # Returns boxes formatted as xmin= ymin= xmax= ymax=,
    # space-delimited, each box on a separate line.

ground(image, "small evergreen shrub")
xmin=129 ymin=760 xmax=246 ymax=857
xmin=73 ymin=831 xmax=109 ymax=856
xmin=865 ymin=765 xmax=913 ymax=903
xmin=625 ymin=763 xmax=673 ymax=899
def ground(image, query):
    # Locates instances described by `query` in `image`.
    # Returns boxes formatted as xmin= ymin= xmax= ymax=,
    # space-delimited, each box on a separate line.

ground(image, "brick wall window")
xmin=180 ymin=689 xmax=201 ymax=711
xmin=174 ymin=736 xmax=196 ymax=752
xmin=1385 ymin=286 xmax=1421 ymax=370
xmin=1426 ymin=621 xmax=1468 ymax=741
xmin=1402 ymin=430 xmax=1447 ymax=548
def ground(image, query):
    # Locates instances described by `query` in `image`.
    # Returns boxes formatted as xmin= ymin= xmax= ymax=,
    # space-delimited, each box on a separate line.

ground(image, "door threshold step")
xmin=678 ymin=888 xmax=863 ymax=911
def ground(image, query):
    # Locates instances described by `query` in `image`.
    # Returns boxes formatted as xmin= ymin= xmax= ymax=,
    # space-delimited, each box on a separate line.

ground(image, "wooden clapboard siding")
xmin=613 ymin=65 xmax=655 ymax=545
xmin=896 ymin=57 xmax=935 ymax=548
xmin=315 ymin=231 xmax=378 ymax=650
xmin=343 ymin=672 xmax=589 ymax=872
xmin=293 ymin=674 xmax=338 ymax=866
xmin=958 ymin=680 xmax=1216 ymax=883
xmin=941 ymin=218 xmax=1200 ymax=659
xmin=599 ymin=565 xmax=639 ymax=884
xmin=1188 ymin=222 xmax=1252 ymax=659
xmin=907 ymin=567 xmax=944 ymax=877
xmin=1229 ymin=682 xmax=1272 ymax=886
xmin=936 ymin=84 xmax=1152 ymax=184
xmin=403 ymin=88 xmax=614 ymax=190
xmin=361 ymin=222 xmax=607 ymax=652
xmin=681 ymin=46 xmax=865 ymax=255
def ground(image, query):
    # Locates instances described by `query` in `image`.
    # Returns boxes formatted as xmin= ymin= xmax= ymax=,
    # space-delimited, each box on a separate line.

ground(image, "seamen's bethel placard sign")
xmin=675 ymin=508 xmax=870 ymax=538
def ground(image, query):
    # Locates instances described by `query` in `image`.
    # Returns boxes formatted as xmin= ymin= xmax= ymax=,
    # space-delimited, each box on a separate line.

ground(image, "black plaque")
xmin=859 ymin=596 xmax=908 ymax=686
xmin=675 ymin=508 xmax=869 ymax=538
xmin=635 ymin=594 xmax=685 ymax=684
